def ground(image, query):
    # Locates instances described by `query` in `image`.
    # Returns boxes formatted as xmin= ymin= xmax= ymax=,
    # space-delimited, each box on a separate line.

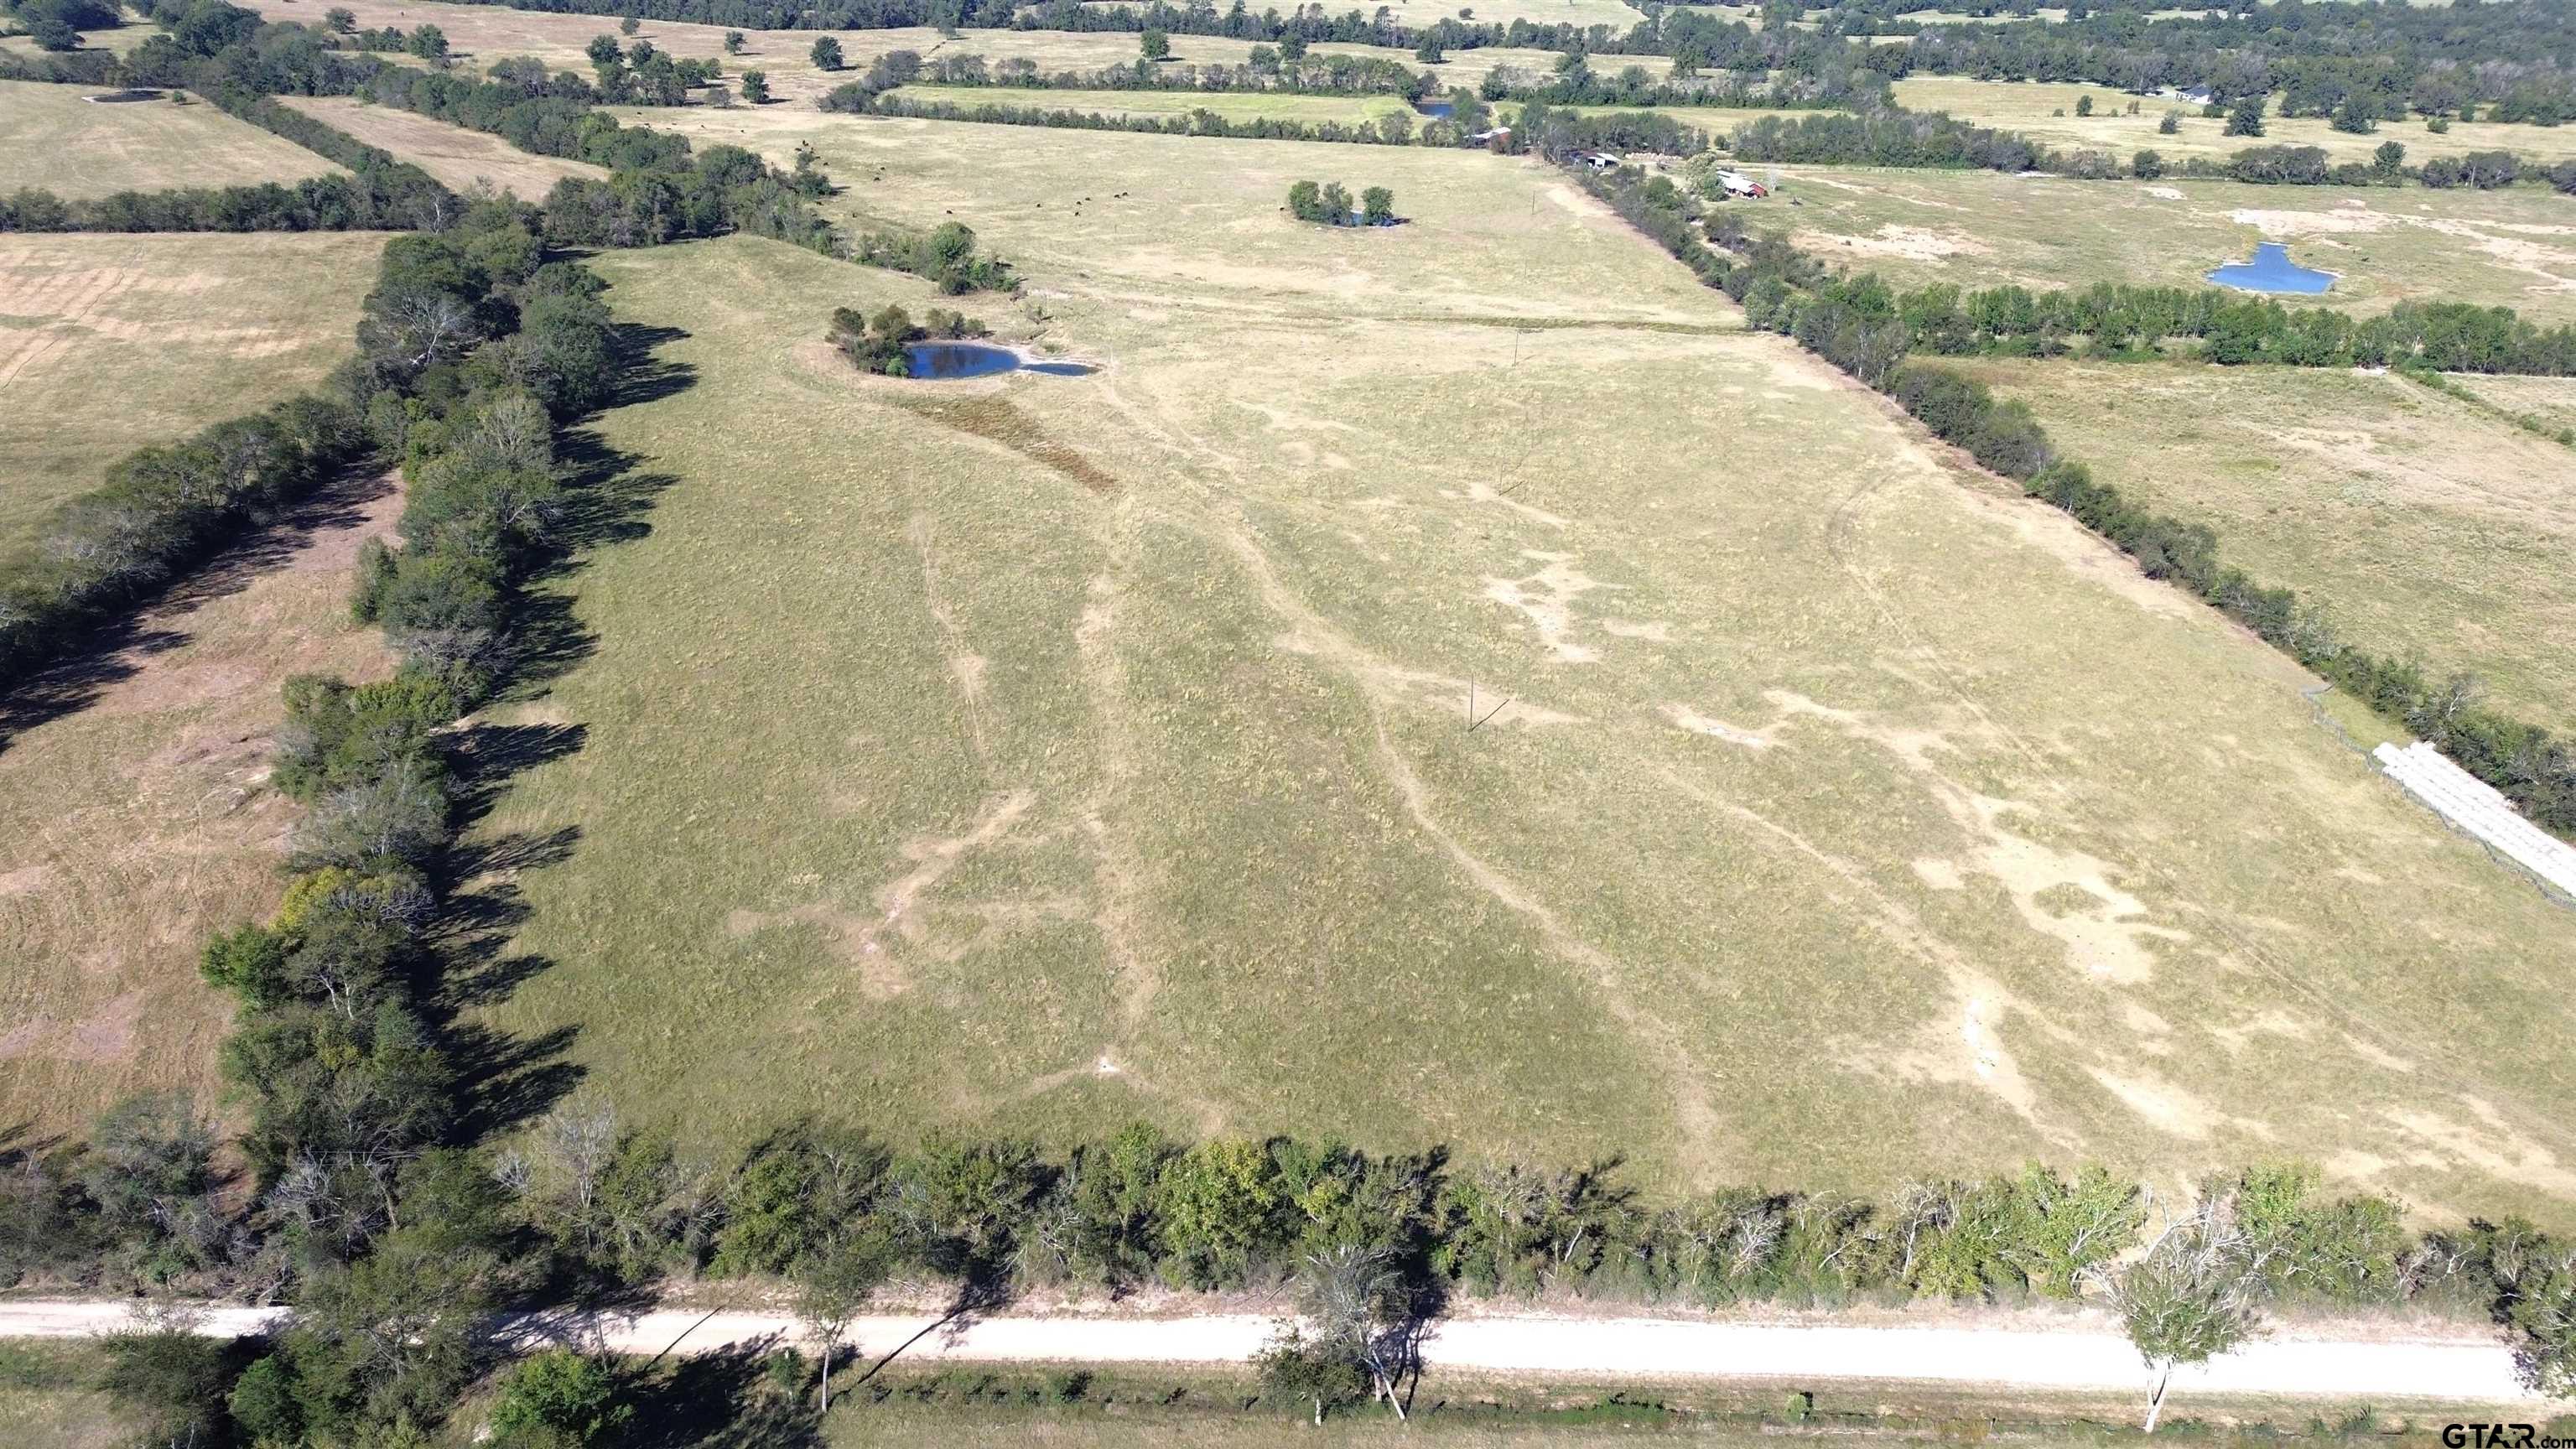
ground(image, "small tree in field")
xmin=811 ymin=35 xmax=844 ymax=70
xmin=1362 ymin=186 xmax=1394 ymax=225
xmin=619 ymin=13 xmax=640 ymax=34
xmin=1298 ymin=1244 xmax=1416 ymax=1416
xmin=1140 ymin=27 xmax=1170 ymax=60
xmin=1254 ymin=1322 xmax=1365 ymax=1426
xmin=2098 ymin=1191 xmax=2263 ymax=1433
xmin=793 ymin=1228 xmax=891 ymax=1411
xmin=723 ymin=29 xmax=745 ymax=54
xmin=1319 ymin=182 xmax=1353 ymax=224
xmin=2075 ymin=94 xmax=2093 ymax=117
xmin=1286 ymin=179 xmax=1323 ymax=221
xmin=740 ymin=70 xmax=771 ymax=103
xmin=2225 ymin=96 xmax=2267 ymax=137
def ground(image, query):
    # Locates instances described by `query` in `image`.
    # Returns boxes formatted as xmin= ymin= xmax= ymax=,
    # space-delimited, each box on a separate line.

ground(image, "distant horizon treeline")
xmin=245 ymin=0 xmax=2576 ymax=127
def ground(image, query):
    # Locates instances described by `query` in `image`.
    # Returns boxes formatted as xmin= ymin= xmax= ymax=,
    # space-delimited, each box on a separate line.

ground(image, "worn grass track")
xmin=433 ymin=119 xmax=2576 ymax=1223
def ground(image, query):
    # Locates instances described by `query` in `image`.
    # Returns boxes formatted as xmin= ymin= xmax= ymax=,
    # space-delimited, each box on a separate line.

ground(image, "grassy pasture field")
xmin=1891 ymin=75 xmax=2576 ymax=167
xmin=279 ymin=94 xmax=608 ymax=198
xmin=1948 ymin=359 xmax=2576 ymax=733
xmin=0 ymin=465 xmax=401 ymax=1139
xmin=449 ymin=112 xmax=2576 ymax=1223
xmin=0 ymin=231 xmax=388 ymax=1139
xmin=0 ymin=231 xmax=388 ymax=560
xmin=0 ymin=23 xmax=152 ymax=58
xmin=0 ymin=80 xmax=345 ymax=198
xmin=1741 ymin=166 xmax=2576 ymax=324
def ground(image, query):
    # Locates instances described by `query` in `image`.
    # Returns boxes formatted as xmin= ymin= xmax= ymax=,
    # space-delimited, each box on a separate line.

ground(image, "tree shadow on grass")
xmin=621 ymin=1342 xmax=822 ymax=1449
xmin=0 ymin=470 xmax=395 ymax=757
xmin=415 ymin=319 xmax=700 ymax=1150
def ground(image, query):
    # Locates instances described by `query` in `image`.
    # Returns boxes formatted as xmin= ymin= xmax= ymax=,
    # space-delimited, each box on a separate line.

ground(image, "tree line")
xmin=1580 ymin=158 xmax=2576 ymax=842
xmin=0 ymin=87 xmax=458 ymax=236
xmin=847 ymin=83 xmax=1705 ymax=157
xmin=1878 ymin=0 xmax=2576 ymax=131
xmin=1819 ymin=273 xmax=2576 ymax=377
xmin=1 ymin=204 xmax=620 ymax=1449
xmin=287 ymin=0 xmax=2576 ymax=132
xmin=18 ymin=1090 xmax=2576 ymax=1438
xmin=1726 ymin=109 xmax=2576 ymax=195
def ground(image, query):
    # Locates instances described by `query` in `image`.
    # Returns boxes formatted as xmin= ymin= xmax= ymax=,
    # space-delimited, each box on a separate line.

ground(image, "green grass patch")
xmin=1951 ymin=357 xmax=2576 ymax=733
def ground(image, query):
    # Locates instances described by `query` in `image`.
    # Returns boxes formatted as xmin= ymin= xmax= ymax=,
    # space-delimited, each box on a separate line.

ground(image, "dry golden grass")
xmin=2451 ymin=372 xmax=2576 ymax=436
xmin=1950 ymin=359 xmax=2576 ymax=733
xmin=1745 ymin=166 xmax=2576 ymax=324
xmin=1893 ymin=74 xmax=2576 ymax=166
xmin=0 ymin=79 xmax=343 ymax=197
xmin=0 ymin=475 xmax=401 ymax=1140
xmin=0 ymin=231 xmax=389 ymax=560
xmin=280 ymin=95 xmax=608 ymax=199
xmin=440 ymin=115 xmax=2576 ymax=1226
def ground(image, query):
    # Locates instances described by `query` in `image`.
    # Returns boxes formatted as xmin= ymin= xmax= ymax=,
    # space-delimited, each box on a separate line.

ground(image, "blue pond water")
xmin=1415 ymin=100 xmax=1455 ymax=118
xmin=904 ymin=341 xmax=1095 ymax=379
xmin=2206 ymin=242 xmax=2336 ymax=294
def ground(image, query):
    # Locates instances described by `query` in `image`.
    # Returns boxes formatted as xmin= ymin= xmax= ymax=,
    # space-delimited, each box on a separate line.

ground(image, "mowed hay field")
xmin=279 ymin=96 xmax=608 ymax=199
xmin=463 ymin=116 xmax=2576 ymax=1222
xmin=0 ymin=80 xmax=343 ymax=197
xmin=1891 ymin=75 xmax=2576 ymax=167
xmin=1950 ymin=360 xmax=2576 ymax=733
xmin=0 ymin=473 xmax=402 ymax=1138
xmin=1749 ymin=167 xmax=2576 ymax=324
xmin=0 ymin=231 xmax=388 ymax=559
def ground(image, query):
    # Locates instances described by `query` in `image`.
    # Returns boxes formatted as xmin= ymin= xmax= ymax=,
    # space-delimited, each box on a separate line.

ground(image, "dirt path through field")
xmin=0 ymin=1299 xmax=2537 ymax=1405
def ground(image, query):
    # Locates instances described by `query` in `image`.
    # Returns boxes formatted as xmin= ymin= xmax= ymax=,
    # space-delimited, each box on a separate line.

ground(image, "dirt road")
xmin=0 ymin=1298 xmax=2533 ymax=1405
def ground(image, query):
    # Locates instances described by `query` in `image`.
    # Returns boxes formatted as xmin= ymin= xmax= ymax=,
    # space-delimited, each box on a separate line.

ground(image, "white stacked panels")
xmin=2372 ymin=740 xmax=2576 ymax=899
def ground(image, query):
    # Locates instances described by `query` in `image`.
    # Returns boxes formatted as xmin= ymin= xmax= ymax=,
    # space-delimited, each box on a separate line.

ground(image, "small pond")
xmin=903 ymin=341 xmax=1095 ymax=379
xmin=2206 ymin=242 xmax=2335 ymax=294
xmin=1414 ymin=100 xmax=1455 ymax=118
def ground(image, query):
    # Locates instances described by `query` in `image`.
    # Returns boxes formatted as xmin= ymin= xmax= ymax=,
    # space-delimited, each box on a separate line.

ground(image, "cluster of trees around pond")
xmin=1578 ymin=154 xmax=2576 ymax=841
xmin=1286 ymin=177 xmax=1394 ymax=225
xmin=828 ymin=301 xmax=990 ymax=373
